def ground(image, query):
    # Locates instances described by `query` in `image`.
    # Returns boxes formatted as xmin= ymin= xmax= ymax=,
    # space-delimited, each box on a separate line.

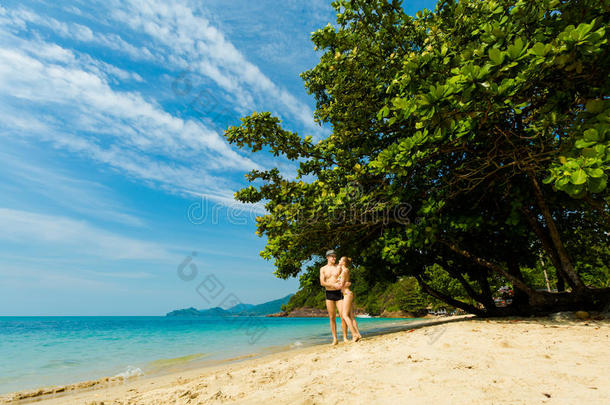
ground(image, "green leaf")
xmin=542 ymin=174 xmax=555 ymax=184
xmin=586 ymin=168 xmax=604 ymax=178
xmin=583 ymin=128 xmax=599 ymax=142
xmin=570 ymin=169 xmax=587 ymax=185
xmin=588 ymin=175 xmax=607 ymax=193
xmin=507 ymin=37 xmax=524 ymax=59
xmin=575 ymin=139 xmax=597 ymax=148
xmin=530 ymin=42 xmax=547 ymax=56
xmin=488 ymin=48 xmax=504 ymax=65
xmin=377 ymin=105 xmax=390 ymax=120
xmin=582 ymin=148 xmax=598 ymax=158
xmin=556 ymin=176 xmax=570 ymax=188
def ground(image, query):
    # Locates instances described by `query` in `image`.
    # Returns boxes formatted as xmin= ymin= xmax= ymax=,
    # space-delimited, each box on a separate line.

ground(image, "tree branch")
xmin=438 ymin=239 xmax=538 ymax=296
xmin=414 ymin=274 xmax=485 ymax=316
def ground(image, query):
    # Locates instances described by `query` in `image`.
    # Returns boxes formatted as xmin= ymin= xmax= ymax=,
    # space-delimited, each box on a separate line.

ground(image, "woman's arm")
xmin=343 ymin=266 xmax=351 ymax=288
xmin=338 ymin=265 xmax=351 ymax=289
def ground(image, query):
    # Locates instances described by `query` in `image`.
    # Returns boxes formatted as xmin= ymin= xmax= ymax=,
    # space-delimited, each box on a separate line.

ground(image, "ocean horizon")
xmin=0 ymin=315 xmax=420 ymax=394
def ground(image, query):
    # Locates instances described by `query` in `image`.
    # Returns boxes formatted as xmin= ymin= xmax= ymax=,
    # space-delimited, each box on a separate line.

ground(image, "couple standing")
xmin=320 ymin=250 xmax=361 ymax=344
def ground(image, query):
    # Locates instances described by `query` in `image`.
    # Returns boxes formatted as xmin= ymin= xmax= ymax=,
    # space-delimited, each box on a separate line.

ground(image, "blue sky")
xmin=0 ymin=0 xmax=436 ymax=315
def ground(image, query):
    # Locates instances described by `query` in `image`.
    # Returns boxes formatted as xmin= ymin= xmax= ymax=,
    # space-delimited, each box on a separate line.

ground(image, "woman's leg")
xmin=350 ymin=306 xmax=362 ymax=339
xmin=341 ymin=293 xmax=357 ymax=340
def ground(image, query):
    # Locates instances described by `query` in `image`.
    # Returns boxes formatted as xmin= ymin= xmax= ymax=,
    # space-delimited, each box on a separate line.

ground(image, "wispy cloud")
xmin=2 ymin=1 xmax=322 ymax=134
xmin=0 ymin=147 xmax=146 ymax=227
xmin=0 ymin=0 xmax=327 ymax=207
xmin=0 ymin=6 xmax=156 ymax=62
xmin=110 ymin=0 xmax=316 ymax=123
xmin=0 ymin=31 xmax=259 ymax=204
xmin=0 ymin=207 xmax=174 ymax=260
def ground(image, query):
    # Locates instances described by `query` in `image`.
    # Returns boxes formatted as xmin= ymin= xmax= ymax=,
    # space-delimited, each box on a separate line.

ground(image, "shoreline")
xmin=0 ymin=316 xmax=470 ymax=404
xmin=3 ymin=314 xmax=608 ymax=404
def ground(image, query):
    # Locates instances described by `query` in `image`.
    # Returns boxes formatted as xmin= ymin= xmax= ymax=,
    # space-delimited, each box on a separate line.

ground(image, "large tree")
xmin=224 ymin=0 xmax=610 ymax=316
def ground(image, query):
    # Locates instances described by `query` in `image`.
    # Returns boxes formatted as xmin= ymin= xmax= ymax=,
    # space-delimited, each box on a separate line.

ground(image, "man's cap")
xmin=325 ymin=249 xmax=337 ymax=257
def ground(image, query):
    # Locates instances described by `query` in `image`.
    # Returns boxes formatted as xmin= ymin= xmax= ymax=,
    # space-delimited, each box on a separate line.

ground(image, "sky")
xmin=0 ymin=0 xmax=436 ymax=315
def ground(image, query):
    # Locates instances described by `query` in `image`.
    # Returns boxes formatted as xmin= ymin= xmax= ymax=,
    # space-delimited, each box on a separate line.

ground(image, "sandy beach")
xmin=2 ymin=315 xmax=608 ymax=405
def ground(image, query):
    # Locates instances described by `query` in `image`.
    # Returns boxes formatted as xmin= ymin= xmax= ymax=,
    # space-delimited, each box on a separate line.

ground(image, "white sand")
xmin=2 ymin=317 xmax=608 ymax=404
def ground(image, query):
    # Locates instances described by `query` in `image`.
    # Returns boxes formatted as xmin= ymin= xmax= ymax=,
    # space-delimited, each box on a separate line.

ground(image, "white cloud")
xmin=0 ymin=6 xmax=156 ymax=62
xmin=0 ymin=208 xmax=174 ymax=260
xmin=2 ymin=2 xmax=320 ymax=136
xmin=108 ymin=0 xmax=320 ymax=133
xmin=0 ymin=1 xmax=320 ymax=208
xmin=0 ymin=34 xmax=260 ymax=203
xmin=0 ymin=45 xmax=248 ymax=166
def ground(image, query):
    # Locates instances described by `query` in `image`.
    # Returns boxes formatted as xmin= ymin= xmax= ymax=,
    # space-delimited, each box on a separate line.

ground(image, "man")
xmin=320 ymin=249 xmax=348 ymax=345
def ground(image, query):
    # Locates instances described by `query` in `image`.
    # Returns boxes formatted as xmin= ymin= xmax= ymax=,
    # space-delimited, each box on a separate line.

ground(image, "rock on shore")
xmin=380 ymin=309 xmax=420 ymax=318
xmin=266 ymin=307 xmax=328 ymax=317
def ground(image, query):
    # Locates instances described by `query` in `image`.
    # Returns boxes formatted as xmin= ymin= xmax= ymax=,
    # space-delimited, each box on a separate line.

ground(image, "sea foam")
xmin=114 ymin=366 xmax=144 ymax=379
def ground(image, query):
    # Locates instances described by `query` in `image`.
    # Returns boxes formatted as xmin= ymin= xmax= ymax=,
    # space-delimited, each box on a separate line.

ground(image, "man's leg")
xmin=325 ymin=299 xmax=338 ymax=345
xmin=336 ymin=299 xmax=348 ymax=342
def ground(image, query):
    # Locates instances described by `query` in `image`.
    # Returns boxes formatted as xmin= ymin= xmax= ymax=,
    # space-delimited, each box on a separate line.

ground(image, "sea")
xmin=0 ymin=316 xmax=420 ymax=394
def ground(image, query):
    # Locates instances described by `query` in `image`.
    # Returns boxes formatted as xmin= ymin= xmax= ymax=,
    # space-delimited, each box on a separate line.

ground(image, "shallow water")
xmin=0 ymin=316 xmax=418 ymax=393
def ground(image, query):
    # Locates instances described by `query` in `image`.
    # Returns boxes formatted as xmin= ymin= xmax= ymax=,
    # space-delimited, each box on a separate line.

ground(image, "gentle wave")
xmin=114 ymin=366 xmax=144 ymax=379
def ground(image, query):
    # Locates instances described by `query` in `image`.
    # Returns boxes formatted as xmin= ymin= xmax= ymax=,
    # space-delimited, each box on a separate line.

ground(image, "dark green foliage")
xmin=224 ymin=0 xmax=610 ymax=316
xmin=284 ymin=271 xmax=430 ymax=316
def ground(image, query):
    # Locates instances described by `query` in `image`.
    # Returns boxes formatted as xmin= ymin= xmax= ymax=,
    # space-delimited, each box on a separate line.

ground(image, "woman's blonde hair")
xmin=340 ymin=256 xmax=352 ymax=267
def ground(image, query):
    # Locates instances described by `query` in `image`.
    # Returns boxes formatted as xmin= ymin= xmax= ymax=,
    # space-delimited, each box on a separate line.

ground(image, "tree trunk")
xmin=447 ymin=267 xmax=502 ymax=314
xmin=527 ymin=171 xmax=586 ymax=292
xmin=448 ymin=269 xmax=483 ymax=302
xmin=521 ymin=205 xmax=569 ymax=289
xmin=507 ymin=260 xmax=532 ymax=313
xmin=524 ymin=288 xmax=610 ymax=313
xmin=424 ymin=243 xmax=610 ymax=315
xmin=556 ymin=268 xmax=565 ymax=292
xmin=475 ymin=269 xmax=496 ymax=310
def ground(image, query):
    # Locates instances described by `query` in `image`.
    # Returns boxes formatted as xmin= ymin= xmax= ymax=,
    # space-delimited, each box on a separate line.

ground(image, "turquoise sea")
xmin=0 ymin=316 xmax=419 ymax=394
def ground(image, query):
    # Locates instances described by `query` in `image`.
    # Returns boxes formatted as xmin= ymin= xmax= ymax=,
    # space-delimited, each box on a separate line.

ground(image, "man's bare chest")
xmin=324 ymin=266 xmax=341 ymax=279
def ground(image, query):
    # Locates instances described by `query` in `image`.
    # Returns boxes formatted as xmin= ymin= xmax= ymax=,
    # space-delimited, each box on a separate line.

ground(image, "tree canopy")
xmin=224 ymin=0 xmax=610 ymax=316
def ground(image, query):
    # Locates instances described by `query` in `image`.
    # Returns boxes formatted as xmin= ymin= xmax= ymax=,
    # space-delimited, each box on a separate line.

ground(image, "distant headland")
xmin=166 ymin=294 xmax=294 ymax=317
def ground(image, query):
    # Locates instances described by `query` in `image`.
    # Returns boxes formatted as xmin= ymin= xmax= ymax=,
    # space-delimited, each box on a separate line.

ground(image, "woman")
xmin=337 ymin=257 xmax=362 ymax=342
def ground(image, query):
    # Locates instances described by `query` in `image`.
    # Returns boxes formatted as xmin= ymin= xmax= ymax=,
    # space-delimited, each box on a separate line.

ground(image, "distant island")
xmin=166 ymin=294 xmax=293 ymax=317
